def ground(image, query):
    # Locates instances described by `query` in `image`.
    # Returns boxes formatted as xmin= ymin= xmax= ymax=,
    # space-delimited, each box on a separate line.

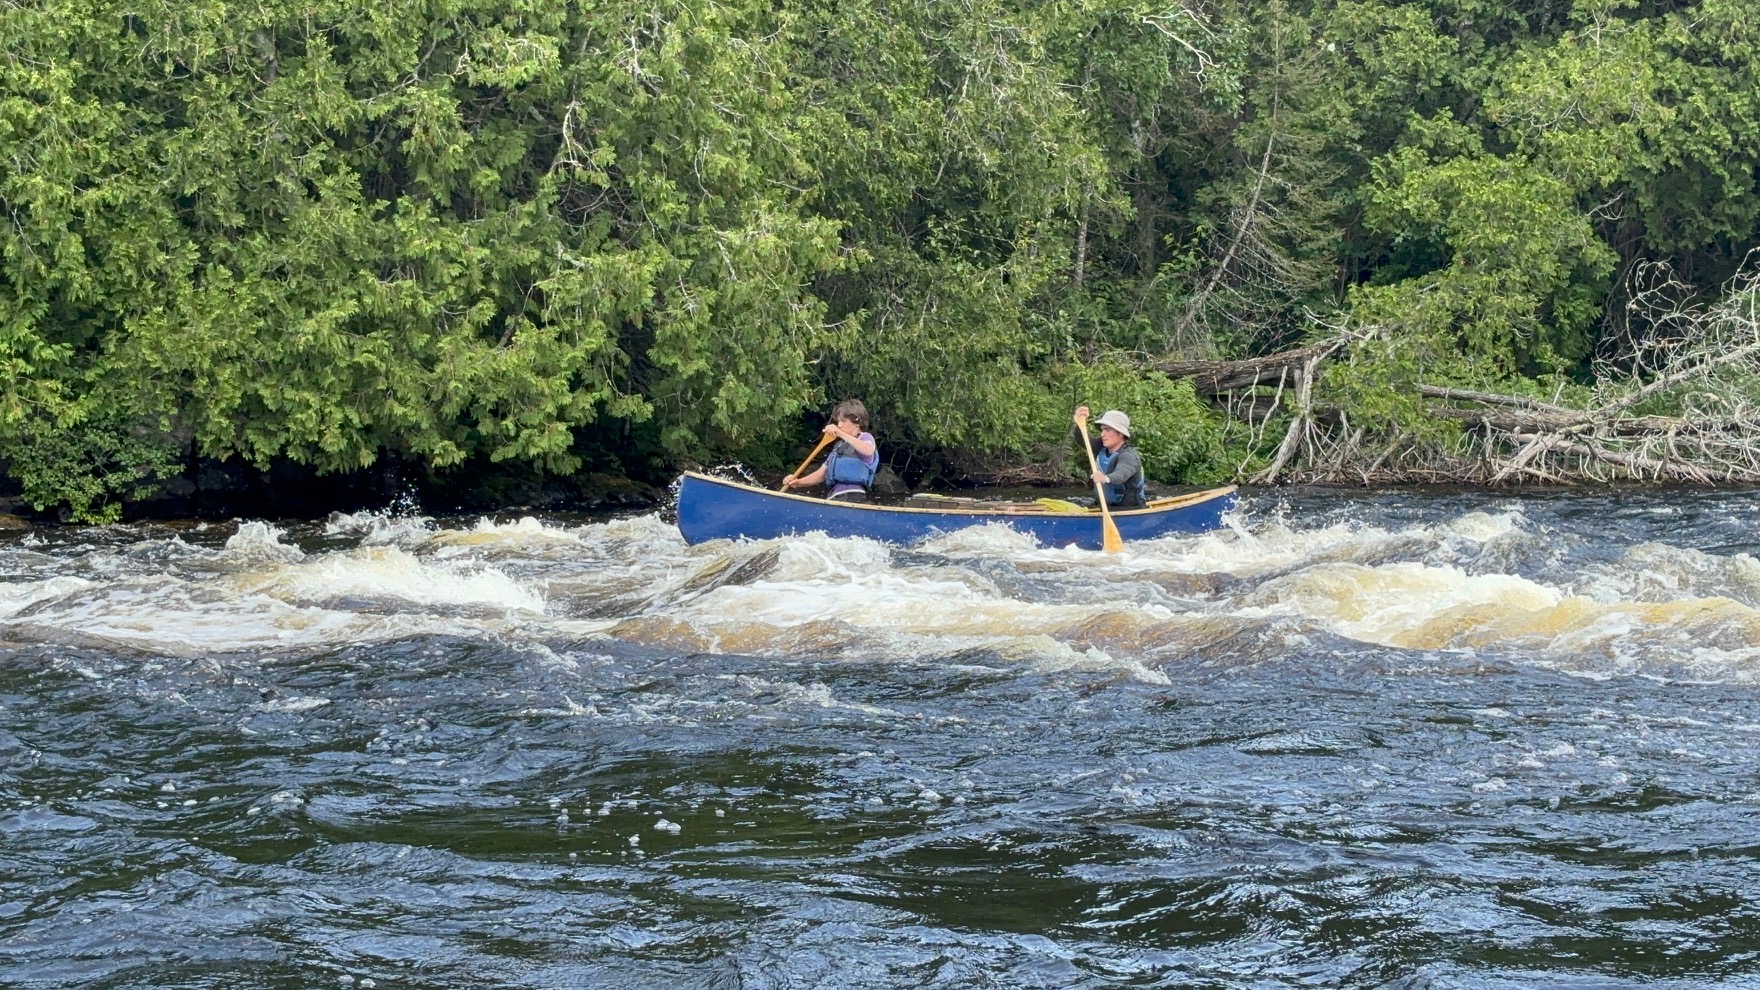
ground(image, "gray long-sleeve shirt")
xmin=1071 ymin=424 xmax=1146 ymax=508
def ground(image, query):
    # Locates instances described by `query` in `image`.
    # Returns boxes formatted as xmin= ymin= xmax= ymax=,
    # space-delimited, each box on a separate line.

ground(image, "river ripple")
xmin=5 ymin=488 xmax=1760 ymax=988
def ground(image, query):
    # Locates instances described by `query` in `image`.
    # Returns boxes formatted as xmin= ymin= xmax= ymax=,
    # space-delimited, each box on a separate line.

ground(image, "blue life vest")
xmin=825 ymin=440 xmax=877 ymax=488
xmin=1096 ymin=445 xmax=1146 ymax=507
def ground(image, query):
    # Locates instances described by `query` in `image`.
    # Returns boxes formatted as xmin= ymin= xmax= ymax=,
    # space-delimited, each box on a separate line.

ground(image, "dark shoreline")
xmin=3 ymin=455 xmax=1754 ymax=530
xmin=0 ymin=456 xmax=667 ymax=528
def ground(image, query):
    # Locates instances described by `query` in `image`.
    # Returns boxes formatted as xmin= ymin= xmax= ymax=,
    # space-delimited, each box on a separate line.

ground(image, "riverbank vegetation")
xmin=5 ymin=0 xmax=1760 ymax=520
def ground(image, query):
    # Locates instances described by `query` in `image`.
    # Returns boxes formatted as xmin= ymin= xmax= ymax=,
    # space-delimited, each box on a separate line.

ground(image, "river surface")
xmin=5 ymin=487 xmax=1760 ymax=988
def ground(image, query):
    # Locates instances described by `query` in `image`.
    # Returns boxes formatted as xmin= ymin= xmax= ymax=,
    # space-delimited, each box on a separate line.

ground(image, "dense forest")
xmin=4 ymin=0 xmax=1760 ymax=520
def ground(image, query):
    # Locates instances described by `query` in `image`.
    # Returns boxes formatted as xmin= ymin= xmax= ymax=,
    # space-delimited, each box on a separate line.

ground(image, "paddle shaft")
xmin=1075 ymin=412 xmax=1125 ymax=553
xmin=780 ymin=432 xmax=836 ymax=491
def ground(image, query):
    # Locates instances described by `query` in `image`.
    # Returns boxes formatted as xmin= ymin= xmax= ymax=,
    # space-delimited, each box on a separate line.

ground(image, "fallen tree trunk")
xmin=1422 ymin=407 xmax=1587 ymax=433
xmin=1413 ymin=384 xmax=1576 ymax=413
xmin=1419 ymin=406 xmax=1756 ymax=435
xmin=1151 ymin=340 xmax=1344 ymax=394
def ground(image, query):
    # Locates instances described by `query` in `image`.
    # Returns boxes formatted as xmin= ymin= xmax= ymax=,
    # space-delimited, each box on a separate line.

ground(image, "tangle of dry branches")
xmin=1161 ymin=259 xmax=1760 ymax=486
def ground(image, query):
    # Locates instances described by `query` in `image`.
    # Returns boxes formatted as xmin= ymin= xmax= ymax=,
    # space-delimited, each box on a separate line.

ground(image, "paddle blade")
xmin=1101 ymin=516 xmax=1124 ymax=553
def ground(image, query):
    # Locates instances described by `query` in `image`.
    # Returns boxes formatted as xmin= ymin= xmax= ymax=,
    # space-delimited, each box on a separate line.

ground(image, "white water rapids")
xmin=5 ymin=495 xmax=1759 ymax=682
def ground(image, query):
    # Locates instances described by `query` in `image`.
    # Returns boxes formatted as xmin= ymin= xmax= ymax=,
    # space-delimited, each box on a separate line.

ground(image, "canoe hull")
xmin=676 ymin=472 xmax=1236 ymax=550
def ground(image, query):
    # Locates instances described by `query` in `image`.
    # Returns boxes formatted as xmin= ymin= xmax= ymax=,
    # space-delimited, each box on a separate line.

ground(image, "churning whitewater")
xmin=6 ymin=488 xmax=1760 ymax=989
xmin=5 ymin=493 xmax=1760 ymax=676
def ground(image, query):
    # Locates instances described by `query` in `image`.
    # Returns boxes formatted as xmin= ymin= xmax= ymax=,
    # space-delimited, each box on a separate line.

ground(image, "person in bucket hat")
xmin=1072 ymin=406 xmax=1147 ymax=509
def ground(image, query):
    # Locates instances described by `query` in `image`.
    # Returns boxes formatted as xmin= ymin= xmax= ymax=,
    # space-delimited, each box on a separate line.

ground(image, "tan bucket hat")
xmin=1095 ymin=410 xmax=1132 ymax=438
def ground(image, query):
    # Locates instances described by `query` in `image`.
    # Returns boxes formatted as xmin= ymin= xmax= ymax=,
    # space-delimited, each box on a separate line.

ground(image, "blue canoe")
xmin=675 ymin=471 xmax=1237 ymax=550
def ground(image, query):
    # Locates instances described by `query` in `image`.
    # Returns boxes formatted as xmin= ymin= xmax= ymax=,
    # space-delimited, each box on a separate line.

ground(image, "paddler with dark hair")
xmin=1072 ymin=405 xmax=1146 ymax=509
xmin=782 ymin=399 xmax=880 ymax=502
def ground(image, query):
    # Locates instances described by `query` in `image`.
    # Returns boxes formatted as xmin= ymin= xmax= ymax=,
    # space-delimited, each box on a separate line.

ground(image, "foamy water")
xmin=7 ymin=495 xmax=1760 ymax=680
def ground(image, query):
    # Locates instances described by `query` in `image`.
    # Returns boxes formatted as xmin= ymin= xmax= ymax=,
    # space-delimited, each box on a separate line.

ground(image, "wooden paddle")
xmin=780 ymin=431 xmax=836 ymax=491
xmin=1075 ymin=410 xmax=1125 ymax=553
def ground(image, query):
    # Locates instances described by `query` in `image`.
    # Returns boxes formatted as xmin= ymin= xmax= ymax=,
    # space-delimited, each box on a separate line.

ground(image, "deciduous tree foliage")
xmin=2 ymin=0 xmax=1757 ymax=518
